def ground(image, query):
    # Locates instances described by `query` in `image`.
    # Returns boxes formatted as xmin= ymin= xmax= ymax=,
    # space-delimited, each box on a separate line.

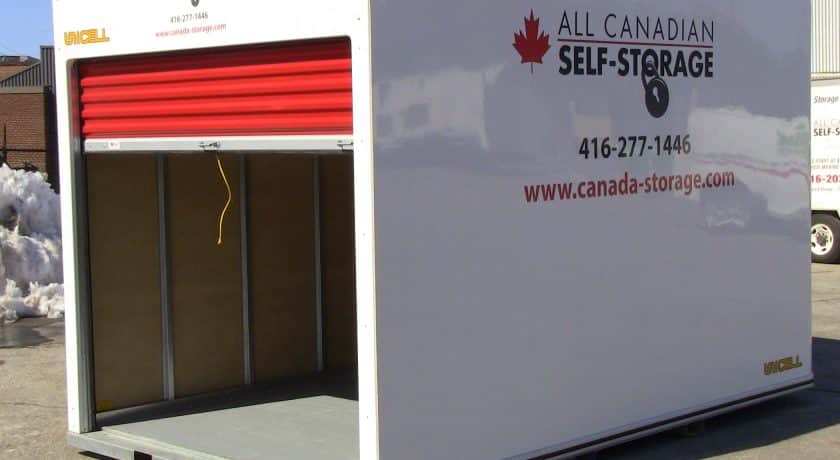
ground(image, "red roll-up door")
xmin=79 ymin=38 xmax=352 ymax=139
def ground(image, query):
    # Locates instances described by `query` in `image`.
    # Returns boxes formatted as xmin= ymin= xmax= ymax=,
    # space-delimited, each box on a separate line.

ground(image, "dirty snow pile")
xmin=0 ymin=165 xmax=63 ymax=323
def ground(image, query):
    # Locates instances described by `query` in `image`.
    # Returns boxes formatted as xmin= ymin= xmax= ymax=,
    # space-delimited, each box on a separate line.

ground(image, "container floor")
xmin=71 ymin=372 xmax=359 ymax=460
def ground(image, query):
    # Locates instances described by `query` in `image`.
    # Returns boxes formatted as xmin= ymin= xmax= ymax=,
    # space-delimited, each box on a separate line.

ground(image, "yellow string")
xmin=215 ymin=154 xmax=232 ymax=246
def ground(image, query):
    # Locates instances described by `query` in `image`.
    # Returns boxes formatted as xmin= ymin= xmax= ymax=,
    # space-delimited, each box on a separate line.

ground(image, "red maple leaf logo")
xmin=513 ymin=10 xmax=551 ymax=74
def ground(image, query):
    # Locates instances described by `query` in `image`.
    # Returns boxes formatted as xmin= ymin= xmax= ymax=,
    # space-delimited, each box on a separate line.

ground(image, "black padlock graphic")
xmin=642 ymin=57 xmax=669 ymax=119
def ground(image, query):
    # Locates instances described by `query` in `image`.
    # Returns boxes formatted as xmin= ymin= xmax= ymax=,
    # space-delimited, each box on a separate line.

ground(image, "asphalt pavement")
xmin=0 ymin=265 xmax=838 ymax=459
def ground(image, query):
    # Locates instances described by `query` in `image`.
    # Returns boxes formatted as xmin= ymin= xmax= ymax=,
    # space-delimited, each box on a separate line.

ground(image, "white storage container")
xmin=54 ymin=1 xmax=813 ymax=459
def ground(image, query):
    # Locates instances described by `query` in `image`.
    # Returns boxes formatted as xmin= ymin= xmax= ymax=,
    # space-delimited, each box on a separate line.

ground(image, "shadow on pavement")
xmin=0 ymin=318 xmax=64 ymax=348
xmin=600 ymin=337 xmax=840 ymax=459
xmin=814 ymin=337 xmax=840 ymax=392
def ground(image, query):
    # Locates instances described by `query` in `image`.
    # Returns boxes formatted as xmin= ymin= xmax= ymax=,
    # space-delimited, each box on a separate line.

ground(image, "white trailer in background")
xmin=811 ymin=1 xmax=840 ymax=262
xmin=811 ymin=81 xmax=840 ymax=262
xmin=54 ymin=1 xmax=812 ymax=459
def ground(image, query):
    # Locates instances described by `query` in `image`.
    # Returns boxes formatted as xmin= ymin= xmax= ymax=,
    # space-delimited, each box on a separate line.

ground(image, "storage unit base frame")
xmin=67 ymin=379 xmax=809 ymax=460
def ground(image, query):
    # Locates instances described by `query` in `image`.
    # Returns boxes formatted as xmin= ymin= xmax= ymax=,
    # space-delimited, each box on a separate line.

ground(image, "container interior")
xmin=84 ymin=153 xmax=358 ymax=455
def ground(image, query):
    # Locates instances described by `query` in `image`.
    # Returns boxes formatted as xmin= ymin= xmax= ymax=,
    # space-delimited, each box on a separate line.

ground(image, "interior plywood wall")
xmin=321 ymin=156 xmax=358 ymax=370
xmin=249 ymin=156 xmax=318 ymax=383
xmin=86 ymin=153 xmax=358 ymax=409
xmin=168 ymin=155 xmax=244 ymax=398
xmin=87 ymin=154 xmax=163 ymax=411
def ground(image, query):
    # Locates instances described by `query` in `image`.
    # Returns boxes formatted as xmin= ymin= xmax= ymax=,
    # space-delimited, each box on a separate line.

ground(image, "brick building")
xmin=0 ymin=46 xmax=58 ymax=190
xmin=0 ymin=55 xmax=38 ymax=80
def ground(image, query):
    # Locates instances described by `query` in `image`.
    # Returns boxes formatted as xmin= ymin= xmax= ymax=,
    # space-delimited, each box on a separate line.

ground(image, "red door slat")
xmin=81 ymin=74 xmax=351 ymax=103
xmin=82 ymin=92 xmax=353 ymax=119
xmin=82 ymin=112 xmax=353 ymax=136
xmin=81 ymin=59 xmax=351 ymax=88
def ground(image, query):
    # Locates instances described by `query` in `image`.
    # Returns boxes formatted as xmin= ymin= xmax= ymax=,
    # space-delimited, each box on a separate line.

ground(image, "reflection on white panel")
xmin=682 ymin=107 xmax=808 ymax=216
xmin=374 ymin=65 xmax=503 ymax=149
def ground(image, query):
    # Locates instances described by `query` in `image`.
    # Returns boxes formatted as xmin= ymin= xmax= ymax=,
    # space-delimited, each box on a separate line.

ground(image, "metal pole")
xmin=314 ymin=158 xmax=325 ymax=372
xmin=157 ymin=155 xmax=175 ymax=400
xmin=2 ymin=123 xmax=7 ymax=166
xmin=240 ymin=156 xmax=253 ymax=385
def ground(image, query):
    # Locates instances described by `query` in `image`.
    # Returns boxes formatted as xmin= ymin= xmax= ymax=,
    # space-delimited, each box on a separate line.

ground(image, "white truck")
xmin=811 ymin=80 xmax=840 ymax=262
xmin=53 ymin=1 xmax=812 ymax=459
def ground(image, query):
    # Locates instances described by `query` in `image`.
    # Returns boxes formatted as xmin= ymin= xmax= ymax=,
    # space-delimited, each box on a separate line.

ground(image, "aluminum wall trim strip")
xmin=157 ymin=156 xmax=175 ymax=401
xmin=314 ymin=158 xmax=325 ymax=373
xmin=240 ymin=156 xmax=253 ymax=385
xmin=74 ymin=141 xmax=95 ymax=432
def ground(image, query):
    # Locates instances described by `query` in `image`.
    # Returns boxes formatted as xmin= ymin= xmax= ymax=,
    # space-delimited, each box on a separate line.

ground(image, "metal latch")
xmin=337 ymin=139 xmax=354 ymax=152
xmin=199 ymin=141 xmax=221 ymax=151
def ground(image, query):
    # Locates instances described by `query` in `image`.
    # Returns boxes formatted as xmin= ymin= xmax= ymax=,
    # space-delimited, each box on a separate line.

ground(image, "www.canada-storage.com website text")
xmin=155 ymin=23 xmax=227 ymax=38
xmin=524 ymin=171 xmax=736 ymax=203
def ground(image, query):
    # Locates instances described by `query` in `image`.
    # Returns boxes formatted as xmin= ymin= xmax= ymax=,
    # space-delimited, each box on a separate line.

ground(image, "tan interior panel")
xmin=249 ymin=156 xmax=318 ymax=383
xmin=320 ymin=156 xmax=357 ymax=370
xmin=87 ymin=154 xmax=163 ymax=411
xmin=168 ymin=155 xmax=244 ymax=397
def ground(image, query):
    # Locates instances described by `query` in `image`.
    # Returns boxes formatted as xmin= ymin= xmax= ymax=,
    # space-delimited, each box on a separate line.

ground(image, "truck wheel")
xmin=811 ymin=214 xmax=840 ymax=263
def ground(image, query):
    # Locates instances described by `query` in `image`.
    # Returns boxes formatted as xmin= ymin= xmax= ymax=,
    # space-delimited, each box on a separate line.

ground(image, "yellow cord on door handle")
xmin=215 ymin=154 xmax=232 ymax=246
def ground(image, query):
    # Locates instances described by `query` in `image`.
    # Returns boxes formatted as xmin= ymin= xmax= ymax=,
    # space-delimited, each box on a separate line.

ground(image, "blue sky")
xmin=0 ymin=0 xmax=53 ymax=58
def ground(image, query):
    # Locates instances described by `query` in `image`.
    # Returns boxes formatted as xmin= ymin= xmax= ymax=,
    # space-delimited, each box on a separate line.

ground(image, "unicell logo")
xmin=512 ymin=9 xmax=716 ymax=119
xmin=64 ymin=28 xmax=110 ymax=46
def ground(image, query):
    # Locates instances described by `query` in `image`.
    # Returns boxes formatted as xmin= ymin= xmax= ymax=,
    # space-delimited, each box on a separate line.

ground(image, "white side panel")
xmin=57 ymin=57 xmax=90 ymax=433
xmin=812 ymin=80 xmax=840 ymax=212
xmin=350 ymin=4 xmax=379 ymax=459
xmin=371 ymin=1 xmax=811 ymax=459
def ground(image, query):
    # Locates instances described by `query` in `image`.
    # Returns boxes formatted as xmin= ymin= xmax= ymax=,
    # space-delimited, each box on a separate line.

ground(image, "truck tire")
xmin=811 ymin=214 xmax=840 ymax=263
